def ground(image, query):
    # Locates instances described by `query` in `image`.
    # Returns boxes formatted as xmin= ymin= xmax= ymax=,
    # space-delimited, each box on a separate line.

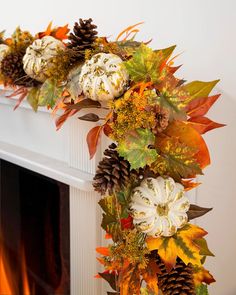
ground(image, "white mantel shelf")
xmin=0 ymin=140 xmax=94 ymax=191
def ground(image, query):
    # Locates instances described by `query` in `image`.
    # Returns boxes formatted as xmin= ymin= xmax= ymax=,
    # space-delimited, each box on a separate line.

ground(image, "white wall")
xmin=0 ymin=0 xmax=235 ymax=294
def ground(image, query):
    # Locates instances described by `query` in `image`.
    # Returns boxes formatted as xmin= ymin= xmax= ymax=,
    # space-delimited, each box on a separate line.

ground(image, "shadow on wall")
xmin=197 ymin=87 xmax=236 ymax=295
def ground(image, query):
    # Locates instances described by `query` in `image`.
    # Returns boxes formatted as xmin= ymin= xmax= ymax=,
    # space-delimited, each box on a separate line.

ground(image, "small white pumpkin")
xmin=130 ymin=177 xmax=190 ymax=237
xmin=23 ymin=36 xmax=65 ymax=82
xmin=79 ymin=53 xmax=129 ymax=102
xmin=0 ymin=44 xmax=9 ymax=63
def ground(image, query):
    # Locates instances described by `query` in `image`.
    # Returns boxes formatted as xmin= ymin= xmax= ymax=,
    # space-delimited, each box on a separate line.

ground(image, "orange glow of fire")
xmin=0 ymin=244 xmax=32 ymax=295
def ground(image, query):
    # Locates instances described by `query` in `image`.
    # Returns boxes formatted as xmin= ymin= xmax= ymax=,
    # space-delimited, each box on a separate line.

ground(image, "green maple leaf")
xmin=38 ymin=78 xmax=64 ymax=108
xmin=124 ymin=44 xmax=174 ymax=83
xmin=195 ymin=284 xmax=209 ymax=295
xmin=99 ymin=196 xmax=122 ymax=242
xmin=151 ymin=136 xmax=202 ymax=182
xmin=117 ymin=128 xmax=157 ymax=170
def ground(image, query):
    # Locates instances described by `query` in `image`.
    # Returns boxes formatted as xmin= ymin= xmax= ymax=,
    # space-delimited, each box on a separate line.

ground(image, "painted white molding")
xmin=0 ymin=96 xmax=104 ymax=295
xmin=0 ymin=140 xmax=94 ymax=191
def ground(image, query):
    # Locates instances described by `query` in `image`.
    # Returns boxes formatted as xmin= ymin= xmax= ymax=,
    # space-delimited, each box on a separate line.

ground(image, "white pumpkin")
xmin=79 ymin=53 xmax=129 ymax=102
xmin=0 ymin=44 xmax=9 ymax=63
xmin=130 ymin=177 xmax=190 ymax=237
xmin=23 ymin=36 xmax=65 ymax=82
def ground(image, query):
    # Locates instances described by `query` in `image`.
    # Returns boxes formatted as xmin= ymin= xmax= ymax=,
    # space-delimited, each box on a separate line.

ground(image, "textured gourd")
xmin=130 ymin=177 xmax=190 ymax=237
xmin=23 ymin=36 xmax=65 ymax=82
xmin=0 ymin=44 xmax=9 ymax=63
xmin=79 ymin=53 xmax=129 ymax=101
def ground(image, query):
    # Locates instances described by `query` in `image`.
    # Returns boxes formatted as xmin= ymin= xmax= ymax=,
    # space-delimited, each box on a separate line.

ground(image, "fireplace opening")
xmin=0 ymin=159 xmax=70 ymax=295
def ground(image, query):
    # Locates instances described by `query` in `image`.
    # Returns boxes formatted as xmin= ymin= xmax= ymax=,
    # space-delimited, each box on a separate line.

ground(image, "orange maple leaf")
xmin=193 ymin=266 xmax=216 ymax=286
xmin=147 ymin=224 xmax=207 ymax=272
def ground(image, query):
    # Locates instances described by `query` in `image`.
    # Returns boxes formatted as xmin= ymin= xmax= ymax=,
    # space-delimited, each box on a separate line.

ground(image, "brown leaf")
xmin=187 ymin=116 xmax=225 ymax=134
xmin=67 ymin=98 xmax=101 ymax=111
xmin=87 ymin=125 xmax=103 ymax=159
xmin=78 ymin=113 xmax=100 ymax=122
xmin=187 ymin=204 xmax=212 ymax=220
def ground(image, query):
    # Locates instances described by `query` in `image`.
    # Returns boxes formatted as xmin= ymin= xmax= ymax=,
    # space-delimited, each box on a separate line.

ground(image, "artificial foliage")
xmin=0 ymin=20 xmax=224 ymax=294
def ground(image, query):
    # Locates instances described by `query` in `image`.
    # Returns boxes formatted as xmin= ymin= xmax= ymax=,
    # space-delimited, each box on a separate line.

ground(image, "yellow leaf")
xmin=147 ymin=224 xmax=207 ymax=271
xmin=142 ymin=261 xmax=159 ymax=293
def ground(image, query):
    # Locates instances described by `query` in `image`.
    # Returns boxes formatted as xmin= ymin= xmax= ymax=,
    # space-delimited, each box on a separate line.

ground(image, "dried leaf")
xmin=96 ymin=247 xmax=110 ymax=256
xmin=117 ymin=128 xmax=157 ymax=170
xmin=116 ymin=22 xmax=144 ymax=41
xmin=27 ymin=87 xmax=40 ymax=112
xmin=147 ymin=224 xmax=208 ymax=272
xmin=87 ymin=125 xmax=103 ymax=159
xmin=142 ymin=261 xmax=159 ymax=294
xmin=68 ymin=98 xmax=101 ymax=111
xmin=99 ymin=271 xmax=118 ymax=291
xmin=187 ymin=204 xmax=212 ymax=221
xmin=78 ymin=113 xmax=100 ymax=122
xmin=182 ymin=179 xmax=201 ymax=191
xmin=7 ymin=87 xmax=28 ymax=111
xmin=187 ymin=116 xmax=225 ymax=134
xmin=186 ymin=94 xmax=221 ymax=118
xmin=53 ymin=24 xmax=70 ymax=40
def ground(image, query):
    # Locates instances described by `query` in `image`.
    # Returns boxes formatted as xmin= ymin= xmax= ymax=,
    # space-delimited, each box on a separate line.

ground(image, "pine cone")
xmin=68 ymin=18 xmax=98 ymax=60
xmin=93 ymin=143 xmax=131 ymax=195
xmin=1 ymin=50 xmax=39 ymax=87
xmin=145 ymin=104 xmax=170 ymax=134
xmin=156 ymin=255 xmax=195 ymax=295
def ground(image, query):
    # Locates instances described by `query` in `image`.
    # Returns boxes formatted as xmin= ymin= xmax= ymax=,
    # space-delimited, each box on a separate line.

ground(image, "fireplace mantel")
xmin=0 ymin=95 xmax=107 ymax=295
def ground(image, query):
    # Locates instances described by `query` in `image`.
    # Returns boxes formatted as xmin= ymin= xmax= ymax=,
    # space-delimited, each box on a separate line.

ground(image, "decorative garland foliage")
xmin=0 ymin=20 xmax=225 ymax=294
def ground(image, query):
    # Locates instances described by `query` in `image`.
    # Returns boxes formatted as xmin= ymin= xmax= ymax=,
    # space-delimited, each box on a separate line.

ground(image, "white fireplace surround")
xmin=0 ymin=95 xmax=110 ymax=295
xmin=0 ymin=95 xmax=197 ymax=295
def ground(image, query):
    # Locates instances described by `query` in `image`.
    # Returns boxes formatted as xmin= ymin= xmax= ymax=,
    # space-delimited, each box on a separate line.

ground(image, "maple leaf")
xmin=155 ymin=75 xmax=188 ymax=120
xmin=98 ymin=195 xmax=122 ymax=242
xmin=151 ymin=135 xmax=202 ymax=182
xmin=119 ymin=264 xmax=141 ymax=295
xmin=193 ymin=266 xmax=216 ymax=286
xmin=38 ymin=78 xmax=64 ymax=108
xmin=142 ymin=261 xmax=159 ymax=294
xmin=147 ymin=224 xmax=207 ymax=272
xmin=117 ymin=128 xmax=157 ymax=170
xmin=124 ymin=44 xmax=174 ymax=83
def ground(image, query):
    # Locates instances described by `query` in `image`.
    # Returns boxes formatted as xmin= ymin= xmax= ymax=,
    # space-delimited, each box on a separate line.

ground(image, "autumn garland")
xmin=0 ymin=20 xmax=224 ymax=294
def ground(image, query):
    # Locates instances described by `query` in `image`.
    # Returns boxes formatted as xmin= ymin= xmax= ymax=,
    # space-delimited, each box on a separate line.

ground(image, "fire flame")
xmin=0 ymin=244 xmax=32 ymax=295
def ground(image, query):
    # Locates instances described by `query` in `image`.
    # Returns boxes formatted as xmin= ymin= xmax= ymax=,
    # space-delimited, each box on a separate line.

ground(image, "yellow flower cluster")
xmin=109 ymin=88 xmax=157 ymax=141
xmin=109 ymin=229 xmax=149 ymax=270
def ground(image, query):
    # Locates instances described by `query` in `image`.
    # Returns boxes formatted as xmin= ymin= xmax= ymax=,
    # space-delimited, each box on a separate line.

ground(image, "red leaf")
xmin=186 ymin=94 xmax=221 ymax=118
xmin=87 ymin=125 xmax=103 ymax=159
xmin=55 ymin=109 xmax=78 ymax=130
xmin=120 ymin=216 xmax=133 ymax=230
xmin=187 ymin=116 xmax=225 ymax=134
xmin=6 ymin=87 xmax=28 ymax=110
